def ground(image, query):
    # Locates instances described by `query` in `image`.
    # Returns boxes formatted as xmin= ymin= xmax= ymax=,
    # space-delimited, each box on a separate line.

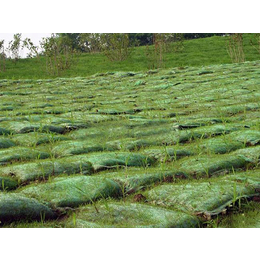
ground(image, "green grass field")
xmin=0 ymin=34 xmax=260 ymax=228
xmin=1 ymin=34 xmax=260 ymax=79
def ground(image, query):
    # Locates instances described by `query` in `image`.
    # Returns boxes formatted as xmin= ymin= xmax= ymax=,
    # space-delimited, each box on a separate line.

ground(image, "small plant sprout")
xmin=1 ymin=179 xmax=5 ymax=191
xmin=40 ymin=212 xmax=46 ymax=224
xmin=72 ymin=212 xmax=77 ymax=227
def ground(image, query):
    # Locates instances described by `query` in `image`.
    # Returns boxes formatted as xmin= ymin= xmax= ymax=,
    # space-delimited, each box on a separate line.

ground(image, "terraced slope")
xmin=0 ymin=61 xmax=260 ymax=228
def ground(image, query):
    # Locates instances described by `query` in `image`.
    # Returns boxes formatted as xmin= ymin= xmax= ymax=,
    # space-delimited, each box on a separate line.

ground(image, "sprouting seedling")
xmin=72 ymin=212 xmax=77 ymax=227
xmin=75 ymin=185 xmax=99 ymax=213
xmin=37 ymin=153 xmax=41 ymax=161
xmin=194 ymin=138 xmax=203 ymax=156
xmin=232 ymin=182 xmax=238 ymax=205
xmin=36 ymin=160 xmax=45 ymax=180
xmin=231 ymin=166 xmax=236 ymax=175
xmin=102 ymin=197 xmax=111 ymax=212
xmin=162 ymin=145 xmax=170 ymax=161
xmin=1 ymin=179 xmax=5 ymax=191
xmin=142 ymin=156 xmax=150 ymax=174
xmin=48 ymin=171 xmax=53 ymax=183
xmin=200 ymin=162 xmax=210 ymax=178
xmin=124 ymin=154 xmax=131 ymax=169
xmin=79 ymin=162 xmax=83 ymax=174
xmin=38 ymin=123 xmax=43 ymax=133
xmin=173 ymin=149 xmax=178 ymax=162
xmin=48 ymin=131 xmax=56 ymax=146
xmin=89 ymin=197 xmax=99 ymax=214
xmin=242 ymin=137 xmax=247 ymax=148
xmin=40 ymin=212 xmax=46 ymax=225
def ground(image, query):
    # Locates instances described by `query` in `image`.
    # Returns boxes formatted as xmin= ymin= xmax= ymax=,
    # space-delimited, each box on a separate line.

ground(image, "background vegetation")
xmin=0 ymin=33 xmax=259 ymax=79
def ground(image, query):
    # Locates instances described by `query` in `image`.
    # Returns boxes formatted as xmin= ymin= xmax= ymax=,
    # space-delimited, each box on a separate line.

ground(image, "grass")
xmin=0 ymin=36 xmax=260 ymax=227
xmin=0 ymin=34 xmax=260 ymax=79
xmin=205 ymin=201 xmax=260 ymax=228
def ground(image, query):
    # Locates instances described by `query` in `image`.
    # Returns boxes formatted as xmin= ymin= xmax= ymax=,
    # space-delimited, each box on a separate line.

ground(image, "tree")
xmin=0 ymin=40 xmax=6 ymax=72
xmin=8 ymin=33 xmax=22 ymax=63
xmin=249 ymin=33 xmax=260 ymax=54
xmin=53 ymin=33 xmax=132 ymax=61
xmin=40 ymin=34 xmax=76 ymax=76
xmin=145 ymin=33 xmax=184 ymax=69
xmin=99 ymin=33 xmax=131 ymax=61
xmin=22 ymin=38 xmax=39 ymax=58
xmin=128 ymin=33 xmax=153 ymax=46
xmin=168 ymin=33 xmax=184 ymax=52
xmin=78 ymin=33 xmax=102 ymax=53
xmin=226 ymin=33 xmax=245 ymax=63
xmin=183 ymin=33 xmax=226 ymax=40
xmin=56 ymin=33 xmax=103 ymax=53
xmin=56 ymin=33 xmax=83 ymax=52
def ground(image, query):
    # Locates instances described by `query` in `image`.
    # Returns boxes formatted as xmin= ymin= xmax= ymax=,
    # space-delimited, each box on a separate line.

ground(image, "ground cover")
xmin=0 ymin=60 xmax=260 ymax=228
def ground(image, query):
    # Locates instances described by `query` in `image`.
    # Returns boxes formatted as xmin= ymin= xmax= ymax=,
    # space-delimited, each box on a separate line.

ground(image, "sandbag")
xmin=11 ymin=132 xmax=70 ymax=147
xmin=0 ymin=138 xmax=16 ymax=149
xmin=178 ymin=153 xmax=251 ymax=177
xmin=199 ymin=130 xmax=260 ymax=154
xmin=143 ymin=147 xmax=193 ymax=161
xmin=199 ymin=138 xmax=243 ymax=154
xmin=0 ymin=127 xmax=11 ymax=135
xmin=0 ymin=176 xmax=18 ymax=190
xmin=75 ymin=152 xmax=156 ymax=171
xmin=52 ymin=140 xmax=118 ymax=157
xmin=0 ymin=147 xmax=50 ymax=165
xmin=224 ymin=169 xmax=260 ymax=189
xmin=233 ymin=146 xmax=260 ymax=162
xmin=20 ymin=176 xmax=122 ymax=208
xmin=145 ymin=178 xmax=258 ymax=218
xmin=228 ymin=130 xmax=260 ymax=146
xmin=0 ymin=193 xmax=56 ymax=224
xmin=0 ymin=159 xmax=94 ymax=183
xmin=65 ymin=202 xmax=200 ymax=228
xmin=0 ymin=121 xmax=66 ymax=134
xmin=101 ymin=167 xmax=187 ymax=193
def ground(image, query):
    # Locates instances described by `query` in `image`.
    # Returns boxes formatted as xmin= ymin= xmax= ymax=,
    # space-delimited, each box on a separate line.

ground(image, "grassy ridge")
xmin=0 ymin=34 xmax=260 ymax=79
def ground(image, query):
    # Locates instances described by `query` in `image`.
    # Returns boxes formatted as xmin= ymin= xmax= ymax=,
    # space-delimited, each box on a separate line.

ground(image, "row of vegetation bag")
xmin=19 ymin=175 xmax=123 ymax=208
xmin=144 ymin=176 xmax=260 ymax=219
xmin=64 ymin=202 xmax=200 ymax=228
xmin=0 ymin=193 xmax=56 ymax=224
xmin=0 ymin=158 xmax=94 ymax=183
xmin=0 ymin=147 xmax=50 ymax=165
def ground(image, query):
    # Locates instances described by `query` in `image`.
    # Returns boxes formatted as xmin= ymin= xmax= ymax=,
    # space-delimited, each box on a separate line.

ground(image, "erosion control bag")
xmin=0 ymin=147 xmax=50 ymax=165
xmin=0 ymin=159 xmax=94 ymax=183
xmin=20 ymin=176 xmax=122 ymax=208
xmin=0 ymin=193 xmax=56 ymax=224
xmin=0 ymin=176 xmax=18 ymax=190
xmin=145 ymin=178 xmax=259 ymax=218
xmin=65 ymin=202 xmax=200 ymax=228
xmin=75 ymin=152 xmax=155 ymax=171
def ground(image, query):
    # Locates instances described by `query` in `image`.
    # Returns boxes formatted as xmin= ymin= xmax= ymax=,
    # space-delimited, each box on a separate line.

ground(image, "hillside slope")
xmin=0 ymin=60 xmax=260 ymax=227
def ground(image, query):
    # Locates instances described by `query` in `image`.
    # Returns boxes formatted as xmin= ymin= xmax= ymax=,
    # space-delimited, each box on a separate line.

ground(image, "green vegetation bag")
xmin=52 ymin=140 xmax=118 ymax=157
xmin=0 ymin=138 xmax=16 ymax=149
xmin=20 ymin=176 xmax=122 ymax=208
xmin=146 ymin=178 xmax=258 ymax=217
xmin=11 ymin=132 xmax=70 ymax=147
xmin=75 ymin=152 xmax=155 ymax=171
xmin=0 ymin=193 xmax=56 ymax=224
xmin=0 ymin=147 xmax=50 ymax=165
xmin=0 ymin=121 xmax=66 ymax=134
xmin=0 ymin=159 xmax=94 ymax=182
xmin=178 ymin=153 xmax=252 ymax=177
xmin=0 ymin=176 xmax=18 ymax=190
xmin=65 ymin=202 xmax=200 ymax=228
